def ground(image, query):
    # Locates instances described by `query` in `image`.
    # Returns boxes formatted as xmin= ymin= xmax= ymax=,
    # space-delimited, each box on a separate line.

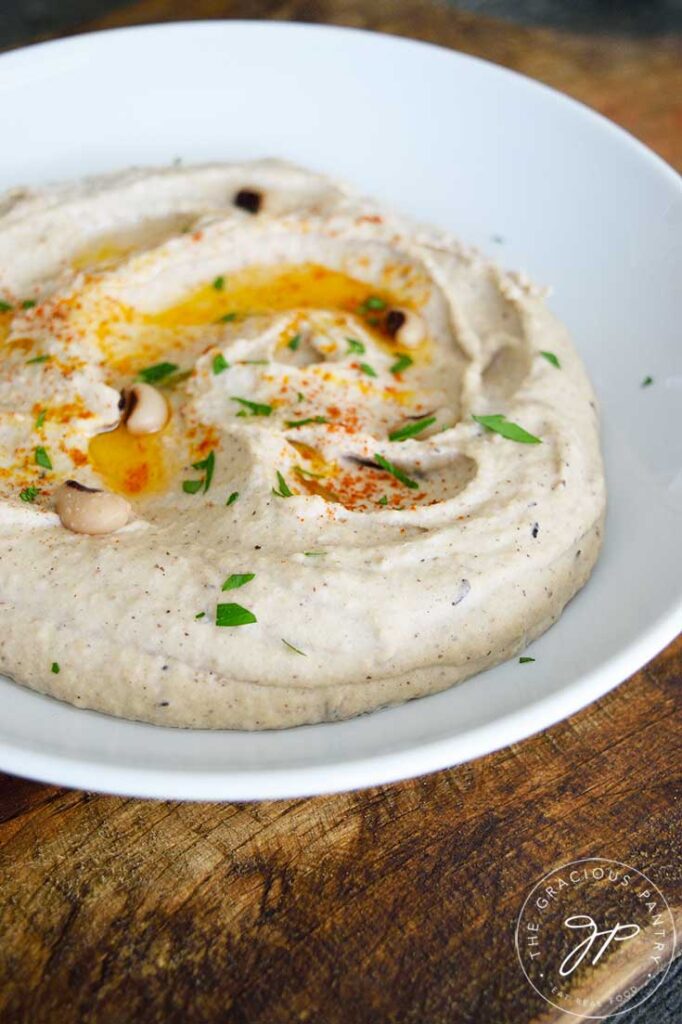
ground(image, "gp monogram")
xmin=515 ymin=858 xmax=675 ymax=1019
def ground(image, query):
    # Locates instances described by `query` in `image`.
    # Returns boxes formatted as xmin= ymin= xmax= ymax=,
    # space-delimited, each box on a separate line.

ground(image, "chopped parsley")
xmin=0 ymin=300 xmax=12 ymax=312
xmin=226 ymin=491 xmax=239 ymax=506
xmin=287 ymin=334 xmax=302 ymax=351
xmin=519 ymin=656 xmax=535 ymax=664
xmin=304 ymin=551 xmax=325 ymax=557
xmin=641 ymin=375 xmax=654 ymax=388
xmin=216 ymin=602 xmax=257 ymax=627
xmin=136 ymin=361 xmax=179 ymax=384
xmin=272 ymin=471 xmax=293 ymax=498
xmin=35 ymin=409 xmax=46 ymax=429
xmin=51 ymin=661 xmax=60 ymax=674
xmin=182 ymin=450 xmax=215 ymax=494
xmin=472 ymin=414 xmax=541 ymax=445
xmin=540 ymin=351 xmax=561 ymax=369
xmin=195 ymin=612 xmax=206 ymax=620
xmin=212 ymin=353 xmax=229 ymax=375
xmin=296 ymin=392 xmax=305 ymax=403
xmin=182 ymin=479 xmax=203 ymax=494
xmin=35 ymin=446 xmax=52 ymax=470
xmin=285 ymin=416 xmax=328 ymax=429
xmin=359 ymin=362 xmax=377 ymax=378
xmin=360 ymin=295 xmax=387 ymax=312
xmin=373 ymin=453 xmax=419 ymax=490
xmin=232 ymin=396 xmax=272 ymax=417
xmin=390 ymin=353 xmax=413 ymax=375
xmin=26 ymin=354 xmax=50 ymax=365
xmin=22 ymin=299 xmax=37 ymax=310
xmin=282 ymin=638 xmax=306 ymax=656
xmin=19 ymin=486 xmax=39 ymax=503
xmin=222 ymin=573 xmax=255 ymax=591
xmin=217 ymin=312 xmax=238 ymax=323
xmin=212 ymin=275 xmax=225 ymax=290
xmin=346 ymin=337 xmax=365 ymax=355
xmin=193 ymin=450 xmax=215 ymax=493
xmin=377 ymin=495 xmax=388 ymax=506
xmin=162 ymin=369 xmax=192 ymax=388
xmin=389 ymin=416 xmax=436 ymax=442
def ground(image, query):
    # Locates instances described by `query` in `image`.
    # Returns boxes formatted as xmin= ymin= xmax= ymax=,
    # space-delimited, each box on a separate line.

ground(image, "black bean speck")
xmin=385 ymin=310 xmax=406 ymax=337
xmin=159 ymin=701 xmax=170 ymax=707
xmin=234 ymin=189 xmax=262 ymax=213
xmin=532 ymin=523 xmax=539 ymax=538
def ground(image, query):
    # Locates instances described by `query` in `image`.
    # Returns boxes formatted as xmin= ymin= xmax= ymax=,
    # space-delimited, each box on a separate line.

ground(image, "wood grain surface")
xmin=0 ymin=3 xmax=680 ymax=1022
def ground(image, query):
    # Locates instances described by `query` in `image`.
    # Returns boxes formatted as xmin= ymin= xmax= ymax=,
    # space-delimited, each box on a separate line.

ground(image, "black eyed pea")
xmin=122 ymin=382 xmax=169 ymax=436
xmin=55 ymin=480 xmax=131 ymax=535
xmin=385 ymin=308 xmax=425 ymax=349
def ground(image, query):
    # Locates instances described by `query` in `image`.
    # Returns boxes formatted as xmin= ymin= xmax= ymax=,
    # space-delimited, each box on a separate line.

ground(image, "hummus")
xmin=0 ymin=160 xmax=605 ymax=729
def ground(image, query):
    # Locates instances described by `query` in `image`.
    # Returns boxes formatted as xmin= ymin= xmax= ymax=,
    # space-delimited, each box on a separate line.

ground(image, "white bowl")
xmin=0 ymin=22 xmax=680 ymax=800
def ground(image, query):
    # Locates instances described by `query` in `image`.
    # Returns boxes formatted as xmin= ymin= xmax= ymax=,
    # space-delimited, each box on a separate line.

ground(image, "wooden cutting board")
xmin=0 ymin=3 xmax=680 ymax=1021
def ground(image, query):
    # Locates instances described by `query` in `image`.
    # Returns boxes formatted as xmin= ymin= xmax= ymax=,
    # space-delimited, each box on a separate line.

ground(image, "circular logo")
xmin=515 ymin=858 xmax=676 ymax=1019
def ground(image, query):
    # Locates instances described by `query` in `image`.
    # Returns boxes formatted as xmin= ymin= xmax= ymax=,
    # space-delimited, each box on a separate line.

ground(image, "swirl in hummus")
xmin=0 ymin=160 xmax=605 ymax=728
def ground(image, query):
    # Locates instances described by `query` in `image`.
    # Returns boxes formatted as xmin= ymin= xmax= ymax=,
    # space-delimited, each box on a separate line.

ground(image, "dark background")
xmin=1 ymin=0 xmax=682 ymax=49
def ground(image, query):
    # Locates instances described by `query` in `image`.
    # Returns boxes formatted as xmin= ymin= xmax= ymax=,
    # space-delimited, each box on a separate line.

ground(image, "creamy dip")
xmin=0 ymin=160 xmax=605 ymax=728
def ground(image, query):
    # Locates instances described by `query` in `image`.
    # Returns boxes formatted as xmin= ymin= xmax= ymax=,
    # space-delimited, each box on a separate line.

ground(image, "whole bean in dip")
xmin=0 ymin=159 xmax=605 ymax=728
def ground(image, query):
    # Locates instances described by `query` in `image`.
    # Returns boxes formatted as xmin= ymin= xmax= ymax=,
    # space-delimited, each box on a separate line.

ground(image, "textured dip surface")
xmin=0 ymin=160 xmax=605 ymax=728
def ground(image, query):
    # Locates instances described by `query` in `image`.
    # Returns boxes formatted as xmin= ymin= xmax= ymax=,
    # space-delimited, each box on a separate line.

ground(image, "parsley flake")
xmin=212 ymin=353 xmax=229 ymax=375
xmin=136 ymin=361 xmax=179 ymax=385
xmin=195 ymin=612 xmax=206 ymax=620
xmin=222 ymin=573 xmax=255 ymax=591
xmin=304 ymin=551 xmax=325 ymax=557
xmin=287 ymin=334 xmax=302 ymax=351
xmin=35 ymin=409 xmax=46 ymax=429
xmin=641 ymin=375 xmax=654 ymax=388
xmin=346 ymin=337 xmax=365 ymax=355
xmin=51 ymin=661 xmax=60 ymax=674
xmin=182 ymin=479 xmax=203 ymax=495
xmin=389 ymin=416 xmax=436 ymax=442
xmin=217 ymin=312 xmax=238 ymax=323
xmin=519 ymin=656 xmax=535 ymax=664
xmin=373 ymin=453 xmax=419 ymax=489
xmin=286 ymin=416 xmax=328 ymax=429
xmin=359 ymin=362 xmax=377 ymax=378
xmin=272 ymin=471 xmax=293 ymax=498
xmin=361 ymin=295 xmax=387 ymax=312
xmin=26 ymin=354 xmax=50 ymax=365
xmin=35 ymin=446 xmax=52 ymax=470
xmin=212 ymin=275 xmax=225 ymax=291
xmin=191 ymin=450 xmax=215 ymax=493
xmin=472 ymin=414 xmax=541 ymax=445
xmin=390 ymin=354 xmax=413 ymax=375
xmin=282 ymin=638 xmax=306 ymax=656
xmin=19 ymin=486 xmax=39 ymax=503
xmin=540 ymin=351 xmax=561 ymax=369
xmin=216 ymin=603 xmax=257 ymax=627
xmin=232 ymin=397 xmax=272 ymax=417
xmin=226 ymin=491 xmax=239 ymax=506
xmin=22 ymin=299 xmax=37 ymax=310
xmin=0 ymin=300 xmax=12 ymax=313
xmin=377 ymin=495 xmax=389 ymax=506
